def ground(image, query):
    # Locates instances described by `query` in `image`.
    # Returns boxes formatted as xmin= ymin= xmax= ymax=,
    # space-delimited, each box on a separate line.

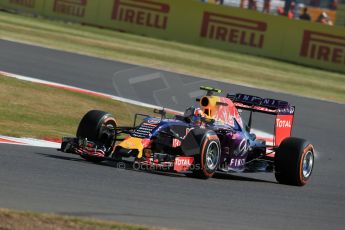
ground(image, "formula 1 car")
xmin=60 ymin=87 xmax=314 ymax=186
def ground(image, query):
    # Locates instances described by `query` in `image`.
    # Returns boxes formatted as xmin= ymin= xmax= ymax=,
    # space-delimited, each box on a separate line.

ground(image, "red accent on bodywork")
xmin=173 ymin=157 xmax=194 ymax=172
xmin=274 ymin=115 xmax=294 ymax=146
xmin=79 ymin=147 xmax=105 ymax=158
xmin=172 ymin=138 xmax=181 ymax=148
xmin=172 ymin=128 xmax=193 ymax=148
xmin=214 ymin=97 xmax=243 ymax=127
xmin=141 ymin=138 xmax=151 ymax=148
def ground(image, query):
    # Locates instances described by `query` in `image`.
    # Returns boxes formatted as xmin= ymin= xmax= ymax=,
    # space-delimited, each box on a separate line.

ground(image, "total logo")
xmin=175 ymin=157 xmax=194 ymax=166
xmin=174 ymin=157 xmax=194 ymax=172
xmin=276 ymin=118 xmax=292 ymax=128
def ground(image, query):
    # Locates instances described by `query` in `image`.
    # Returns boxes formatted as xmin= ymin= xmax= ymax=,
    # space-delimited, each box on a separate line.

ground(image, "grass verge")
xmin=0 ymin=12 xmax=344 ymax=103
xmin=0 ymin=208 xmax=165 ymax=230
xmin=0 ymin=74 xmax=153 ymax=139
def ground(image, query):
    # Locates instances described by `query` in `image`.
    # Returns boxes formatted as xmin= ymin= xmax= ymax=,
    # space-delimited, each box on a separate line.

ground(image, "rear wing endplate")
xmin=227 ymin=93 xmax=295 ymax=146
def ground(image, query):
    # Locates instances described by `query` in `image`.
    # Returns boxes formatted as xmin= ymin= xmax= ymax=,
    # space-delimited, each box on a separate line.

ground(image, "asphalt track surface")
xmin=0 ymin=39 xmax=345 ymax=230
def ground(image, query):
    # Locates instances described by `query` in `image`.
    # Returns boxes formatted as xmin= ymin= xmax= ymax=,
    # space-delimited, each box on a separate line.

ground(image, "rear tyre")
xmin=274 ymin=137 xmax=314 ymax=186
xmin=77 ymin=110 xmax=117 ymax=163
xmin=190 ymin=131 xmax=220 ymax=179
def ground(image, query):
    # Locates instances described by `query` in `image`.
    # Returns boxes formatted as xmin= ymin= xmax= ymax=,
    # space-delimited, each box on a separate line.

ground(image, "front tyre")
xmin=191 ymin=132 xmax=221 ymax=179
xmin=77 ymin=110 xmax=117 ymax=163
xmin=274 ymin=137 xmax=314 ymax=186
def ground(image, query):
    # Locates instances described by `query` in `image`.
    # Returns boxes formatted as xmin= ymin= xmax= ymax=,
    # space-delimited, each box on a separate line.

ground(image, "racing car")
xmin=60 ymin=86 xmax=314 ymax=186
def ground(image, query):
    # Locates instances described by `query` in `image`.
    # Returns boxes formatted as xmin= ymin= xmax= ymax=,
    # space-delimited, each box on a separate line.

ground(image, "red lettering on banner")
xmin=53 ymin=0 xmax=87 ymax=17
xmin=112 ymin=0 xmax=170 ymax=30
xmin=200 ymin=12 xmax=267 ymax=48
xmin=9 ymin=0 xmax=35 ymax=8
xmin=300 ymin=30 xmax=345 ymax=65
xmin=229 ymin=29 xmax=239 ymax=43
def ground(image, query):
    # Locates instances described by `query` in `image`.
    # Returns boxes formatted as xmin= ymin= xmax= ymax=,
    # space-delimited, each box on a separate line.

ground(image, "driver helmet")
xmin=192 ymin=108 xmax=204 ymax=123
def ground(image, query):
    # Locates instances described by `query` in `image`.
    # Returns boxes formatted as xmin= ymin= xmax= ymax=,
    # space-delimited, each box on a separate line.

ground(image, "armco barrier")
xmin=0 ymin=0 xmax=344 ymax=73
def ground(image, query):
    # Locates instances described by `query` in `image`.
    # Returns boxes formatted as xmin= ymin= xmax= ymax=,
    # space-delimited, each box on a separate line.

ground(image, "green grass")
xmin=0 ymin=75 xmax=153 ymax=139
xmin=0 ymin=12 xmax=344 ymax=103
xmin=0 ymin=208 xmax=166 ymax=230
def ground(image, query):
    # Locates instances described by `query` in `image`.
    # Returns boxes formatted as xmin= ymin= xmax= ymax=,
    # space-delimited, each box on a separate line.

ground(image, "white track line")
xmin=0 ymin=71 xmax=181 ymax=114
xmin=0 ymin=70 xmax=273 ymax=148
xmin=0 ymin=135 xmax=60 ymax=148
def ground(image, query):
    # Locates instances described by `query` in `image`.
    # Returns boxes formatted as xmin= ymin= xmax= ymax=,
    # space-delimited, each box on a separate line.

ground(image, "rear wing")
xmin=227 ymin=93 xmax=295 ymax=146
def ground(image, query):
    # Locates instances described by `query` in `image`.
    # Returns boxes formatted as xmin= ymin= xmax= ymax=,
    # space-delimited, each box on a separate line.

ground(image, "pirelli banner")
xmin=0 ymin=0 xmax=99 ymax=23
xmin=1 ymin=0 xmax=344 ymax=73
xmin=0 ymin=0 xmax=45 ymax=14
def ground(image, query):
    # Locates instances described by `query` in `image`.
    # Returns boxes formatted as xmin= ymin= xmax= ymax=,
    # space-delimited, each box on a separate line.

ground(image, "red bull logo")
xmin=53 ymin=0 xmax=87 ymax=17
xmin=112 ymin=0 xmax=170 ymax=30
xmin=300 ymin=30 xmax=345 ymax=65
xmin=10 ymin=0 xmax=35 ymax=8
xmin=200 ymin=12 xmax=267 ymax=48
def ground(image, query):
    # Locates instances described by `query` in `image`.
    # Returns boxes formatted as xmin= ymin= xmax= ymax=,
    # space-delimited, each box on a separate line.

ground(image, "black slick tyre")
xmin=274 ymin=137 xmax=314 ymax=186
xmin=77 ymin=110 xmax=117 ymax=163
xmin=190 ymin=131 xmax=220 ymax=179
